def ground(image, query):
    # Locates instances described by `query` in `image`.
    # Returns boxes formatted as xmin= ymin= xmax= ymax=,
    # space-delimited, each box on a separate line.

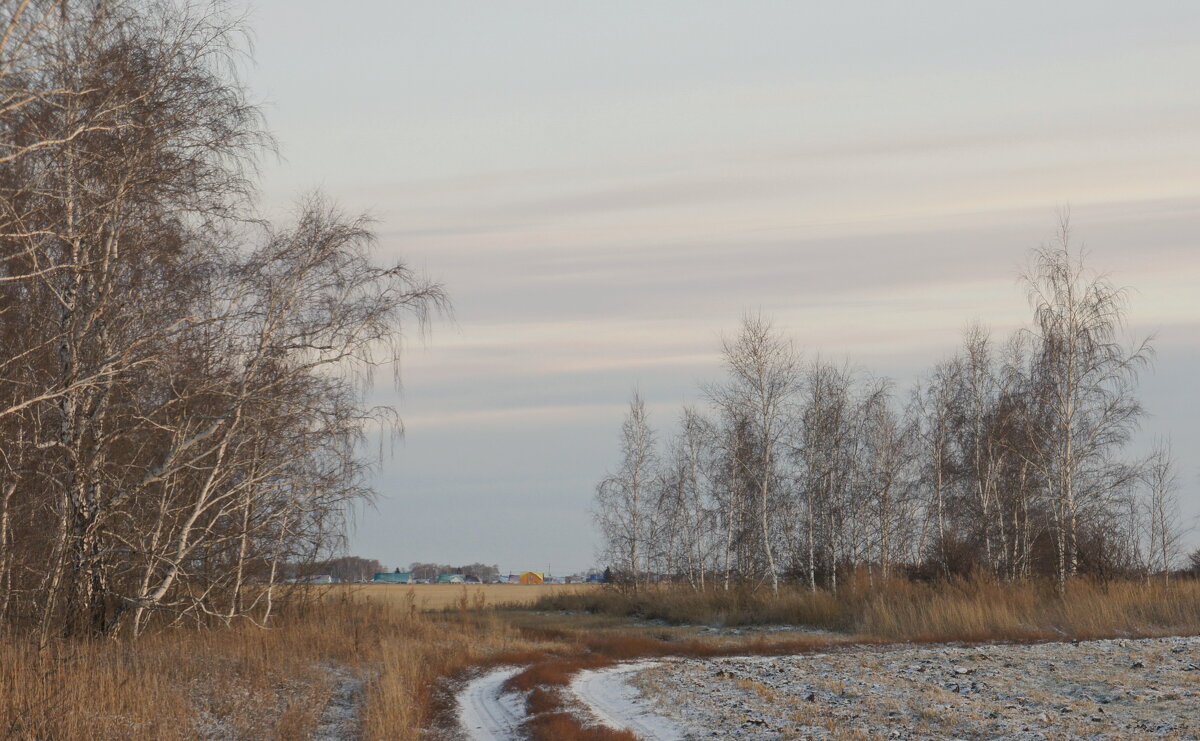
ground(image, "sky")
xmin=243 ymin=2 xmax=1200 ymax=574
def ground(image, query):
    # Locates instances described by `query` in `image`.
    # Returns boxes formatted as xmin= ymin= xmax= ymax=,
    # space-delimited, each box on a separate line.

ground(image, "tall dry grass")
xmin=534 ymin=581 xmax=847 ymax=628
xmin=533 ymin=576 xmax=1200 ymax=642
xmin=0 ymin=590 xmax=561 ymax=741
xmin=1 ymin=604 xmax=354 ymax=739
xmin=360 ymin=590 xmax=573 ymax=738
xmin=852 ymin=576 xmax=1200 ymax=641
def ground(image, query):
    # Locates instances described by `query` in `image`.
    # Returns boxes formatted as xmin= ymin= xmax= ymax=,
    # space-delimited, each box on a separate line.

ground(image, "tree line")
xmin=303 ymin=557 xmax=384 ymax=583
xmin=595 ymin=221 xmax=1189 ymax=593
xmin=0 ymin=0 xmax=445 ymax=639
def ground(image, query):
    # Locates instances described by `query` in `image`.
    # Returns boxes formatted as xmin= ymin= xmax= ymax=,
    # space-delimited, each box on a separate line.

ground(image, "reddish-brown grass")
xmin=496 ymin=620 xmax=852 ymax=740
xmin=526 ymin=710 xmax=640 ymax=741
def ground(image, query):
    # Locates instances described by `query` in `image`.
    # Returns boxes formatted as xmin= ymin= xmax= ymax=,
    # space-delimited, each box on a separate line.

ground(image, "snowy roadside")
xmin=456 ymin=666 xmax=528 ymax=741
xmin=569 ymin=661 xmax=686 ymax=741
xmin=312 ymin=665 xmax=365 ymax=741
xmin=454 ymin=636 xmax=1200 ymax=740
xmin=193 ymin=662 xmax=365 ymax=740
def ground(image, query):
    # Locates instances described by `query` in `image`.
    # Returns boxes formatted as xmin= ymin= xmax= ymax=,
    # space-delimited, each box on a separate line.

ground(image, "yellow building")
xmin=519 ymin=571 xmax=544 ymax=585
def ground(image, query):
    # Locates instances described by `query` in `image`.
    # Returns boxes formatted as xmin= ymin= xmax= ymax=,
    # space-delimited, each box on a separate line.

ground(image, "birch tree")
xmin=707 ymin=315 xmax=799 ymax=593
xmin=595 ymin=391 xmax=657 ymax=589
xmin=1020 ymin=215 xmax=1151 ymax=589
xmin=857 ymin=378 xmax=916 ymax=580
xmin=654 ymin=406 xmax=714 ymax=588
xmin=0 ymin=0 xmax=447 ymax=637
xmin=712 ymin=411 xmax=759 ymax=587
xmin=791 ymin=359 xmax=854 ymax=590
xmin=1140 ymin=442 xmax=1183 ymax=580
xmin=914 ymin=360 xmax=959 ymax=574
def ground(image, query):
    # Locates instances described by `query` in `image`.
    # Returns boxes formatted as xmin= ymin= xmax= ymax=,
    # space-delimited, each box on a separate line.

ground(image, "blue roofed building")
xmin=372 ymin=572 xmax=412 ymax=584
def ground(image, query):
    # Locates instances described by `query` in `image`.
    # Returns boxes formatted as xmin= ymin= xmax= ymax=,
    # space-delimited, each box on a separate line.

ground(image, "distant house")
xmin=372 ymin=572 xmax=412 ymax=584
xmin=519 ymin=571 xmax=544 ymax=585
xmin=463 ymin=574 xmax=482 ymax=584
xmin=436 ymin=574 xmax=465 ymax=584
xmin=585 ymin=572 xmax=606 ymax=583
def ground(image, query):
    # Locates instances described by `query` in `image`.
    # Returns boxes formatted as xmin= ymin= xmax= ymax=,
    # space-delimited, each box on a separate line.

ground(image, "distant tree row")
xmin=305 ymin=557 xmax=384 ymax=583
xmin=0 ymin=1 xmax=445 ymax=639
xmin=595 ymin=220 xmax=1188 ymax=593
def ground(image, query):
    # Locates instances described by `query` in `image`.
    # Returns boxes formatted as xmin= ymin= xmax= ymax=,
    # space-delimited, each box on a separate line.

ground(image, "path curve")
xmin=457 ymin=666 xmax=527 ymax=741
xmin=569 ymin=661 xmax=685 ymax=741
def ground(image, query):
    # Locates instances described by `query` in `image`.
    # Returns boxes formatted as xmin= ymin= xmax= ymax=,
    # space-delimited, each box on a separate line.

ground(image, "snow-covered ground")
xmin=570 ymin=661 xmax=685 ymax=741
xmin=623 ymin=636 xmax=1200 ymax=740
xmin=454 ymin=637 xmax=1200 ymax=740
xmin=457 ymin=666 xmax=528 ymax=741
xmin=312 ymin=665 xmax=364 ymax=741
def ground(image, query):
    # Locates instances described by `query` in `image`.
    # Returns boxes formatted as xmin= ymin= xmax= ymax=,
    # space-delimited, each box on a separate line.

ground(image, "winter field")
xmin=320 ymin=583 xmax=596 ymax=610
xmin=460 ymin=637 xmax=1200 ymax=741
xmin=571 ymin=637 xmax=1200 ymax=740
xmin=448 ymin=581 xmax=1200 ymax=741
xmin=16 ymin=579 xmax=1184 ymax=740
xmin=6 ymin=580 xmax=1200 ymax=739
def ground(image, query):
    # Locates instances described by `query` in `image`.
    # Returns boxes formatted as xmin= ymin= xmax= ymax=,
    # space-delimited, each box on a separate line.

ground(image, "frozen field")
xmin=457 ymin=636 xmax=1200 ymax=740
xmin=599 ymin=636 xmax=1200 ymax=740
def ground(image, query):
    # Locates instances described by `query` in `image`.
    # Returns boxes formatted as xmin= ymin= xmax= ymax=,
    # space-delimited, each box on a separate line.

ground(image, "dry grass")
xmin=0 ymin=603 xmax=359 ymax=740
xmin=4 ymin=577 xmax=1198 ymax=740
xmin=321 ymin=582 xmax=596 ymax=610
xmin=533 ymin=576 xmax=1200 ymax=642
xmin=524 ymin=704 xmax=639 ymax=741
xmin=0 ymin=593 xmax=562 ymax=741
xmin=852 ymin=576 xmax=1200 ymax=641
xmin=533 ymin=580 xmax=847 ymax=627
xmin=353 ymin=591 xmax=578 ymax=740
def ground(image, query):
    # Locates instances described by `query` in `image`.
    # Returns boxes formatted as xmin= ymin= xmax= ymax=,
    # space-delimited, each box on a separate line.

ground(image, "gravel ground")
xmin=627 ymin=636 xmax=1200 ymax=740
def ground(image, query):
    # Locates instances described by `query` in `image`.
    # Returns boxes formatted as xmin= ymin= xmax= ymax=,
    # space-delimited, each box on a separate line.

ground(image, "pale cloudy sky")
xmin=245 ymin=2 xmax=1200 ymax=574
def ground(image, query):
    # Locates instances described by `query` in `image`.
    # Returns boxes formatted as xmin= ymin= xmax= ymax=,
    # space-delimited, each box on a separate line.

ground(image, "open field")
xmin=323 ymin=582 xmax=597 ymax=610
xmin=4 ymin=578 xmax=1200 ymax=740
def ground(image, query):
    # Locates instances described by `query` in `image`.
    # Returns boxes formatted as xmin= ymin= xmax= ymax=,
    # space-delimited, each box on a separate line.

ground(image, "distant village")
xmin=295 ymin=556 xmax=606 ymax=585
xmin=366 ymin=569 xmax=605 ymax=585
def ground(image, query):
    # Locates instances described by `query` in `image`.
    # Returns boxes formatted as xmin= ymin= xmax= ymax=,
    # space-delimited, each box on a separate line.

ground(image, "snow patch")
xmin=457 ymin=666 xmax=527 ymax=741
xmin=570 ymin=661 xmax=686 ymax=741
xmin=312 ymin=665 xmax=364 ymax=741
